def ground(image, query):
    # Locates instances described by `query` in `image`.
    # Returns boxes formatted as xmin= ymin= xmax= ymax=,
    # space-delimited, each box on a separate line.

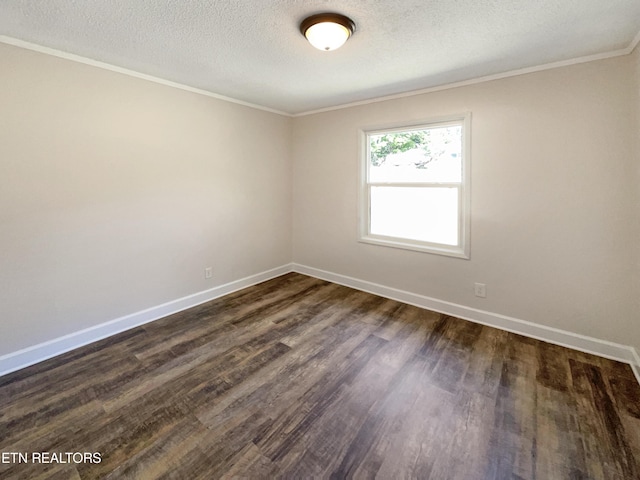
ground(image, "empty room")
xmin=1 ymin=1 xmax=639 ymax=479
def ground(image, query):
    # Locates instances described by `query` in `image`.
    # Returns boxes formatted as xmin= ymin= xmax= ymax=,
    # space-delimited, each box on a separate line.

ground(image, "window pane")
xmin=369 ymin=126 xmax=462 ymax=183
xmin=370 ymin=186 xmax=459 ymax=246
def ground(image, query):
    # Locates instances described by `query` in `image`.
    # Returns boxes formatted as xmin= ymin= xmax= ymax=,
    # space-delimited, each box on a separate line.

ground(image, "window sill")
xmin=358 ymin=235 xmax=469 ymax=259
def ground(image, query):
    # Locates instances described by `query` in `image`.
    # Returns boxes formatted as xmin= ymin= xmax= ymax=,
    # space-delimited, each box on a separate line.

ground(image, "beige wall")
xmin=2 ymin=40 xmax=639 ymax=361
xmin=292 ymin=55 xmax=639 ymax=351
xmin=0 ymin=43 xmax=292 ymax=356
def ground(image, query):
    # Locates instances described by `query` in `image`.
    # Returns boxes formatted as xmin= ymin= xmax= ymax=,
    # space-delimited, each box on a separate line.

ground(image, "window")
xmin=359 ymin=114 xmax=470 ymax=258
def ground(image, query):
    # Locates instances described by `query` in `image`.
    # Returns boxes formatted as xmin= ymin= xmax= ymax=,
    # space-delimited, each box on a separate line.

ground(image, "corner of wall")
xmin=633 ymin=43 xmax=640 ymax=357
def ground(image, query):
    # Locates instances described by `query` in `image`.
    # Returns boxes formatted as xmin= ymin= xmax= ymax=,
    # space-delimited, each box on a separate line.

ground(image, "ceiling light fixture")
xmin=300 ymin=13 xmax=355 ymax=51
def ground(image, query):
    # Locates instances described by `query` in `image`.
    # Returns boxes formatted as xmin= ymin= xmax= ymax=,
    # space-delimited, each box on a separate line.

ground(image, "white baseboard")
xmin=292 ymin=263 xmax=640 ymax=381
xmin=3 ymin=262 xmax=638 ymax=387
xmin=0 ymin=264 xmax=294 ymax=377
xmin=632 ymin=349 xmax=640 ymax=386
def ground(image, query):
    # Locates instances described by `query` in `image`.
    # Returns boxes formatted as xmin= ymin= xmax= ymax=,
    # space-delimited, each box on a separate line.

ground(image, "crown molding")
xmin=2 ymin=26 xmax=639 ymax=119
xmin=294 ymin=44 xmax=636 ymax=117
xmin=0 ymin=35 xmax=292 ymax=117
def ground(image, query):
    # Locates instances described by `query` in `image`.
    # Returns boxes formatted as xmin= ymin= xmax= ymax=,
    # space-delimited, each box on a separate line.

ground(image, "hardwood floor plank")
xmin=195 ymin=308 xmax=377 ymax=430
xmin=280 ymin=311 xmax=431 ymax=477
xmin=1 ymin=273 xmax=638 ymax=479
xmin=218 ymin=443 xmax=274 ymax=480
xmin=254 ymin=333 xmax=388 ymax=463
xmin=328 ymin=351 xmax=440 ymax=479
xmin=460 ymin=325 xmax=508 ymax=397
xmin=375 ymin=381 xmax=457 ymax=479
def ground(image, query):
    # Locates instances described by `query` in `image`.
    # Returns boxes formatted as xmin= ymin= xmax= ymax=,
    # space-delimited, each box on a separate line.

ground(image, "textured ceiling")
xmin=1 ymin=0 xmax=639 ymax=114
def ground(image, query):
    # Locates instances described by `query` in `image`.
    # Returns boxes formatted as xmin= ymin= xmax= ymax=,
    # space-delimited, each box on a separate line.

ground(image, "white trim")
xmin=358 ymin=113 xmax=471 ymax=259
xmin=631 ymin=349 xmax=640 ymax=386
xmin=294 ymin=48 xmax=632 ymax=117
xmin=0 ymin=264 xmax=293 ymax=377
xmin=358 ymin=235 xmax=469 ymax=259
xmin=2 ymin=28 xmax=639 ymax=119
xmin=0 ymin=36 xmax=291 ymax=117
xmin=291 ymin=263 xmax=640 ymax=381
xmin=628 ymin=29 xmax=640 ymax=54
xmin=2 ymin=261 xmax=637 ymax=386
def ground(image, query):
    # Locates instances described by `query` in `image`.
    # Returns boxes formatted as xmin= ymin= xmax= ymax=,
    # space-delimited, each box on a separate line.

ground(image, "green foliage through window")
xmin=370 ymin=128 xmax=457 ymax=168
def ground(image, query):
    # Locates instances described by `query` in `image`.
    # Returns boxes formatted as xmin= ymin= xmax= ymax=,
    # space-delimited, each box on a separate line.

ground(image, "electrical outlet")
xmin=205 ymin=267 xmax=213 ymax=279
xmin=474 ymin=283 xmax=486 ymax=298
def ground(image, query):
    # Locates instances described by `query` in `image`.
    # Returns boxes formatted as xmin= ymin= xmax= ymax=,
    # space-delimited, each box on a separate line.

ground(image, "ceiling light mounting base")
xmin=300 ymin=12 xmax=355 ymax=51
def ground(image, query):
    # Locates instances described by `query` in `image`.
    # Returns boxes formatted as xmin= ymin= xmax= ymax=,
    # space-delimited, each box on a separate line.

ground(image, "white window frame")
xmin=358 ymin=113 xmax=471 ymax=259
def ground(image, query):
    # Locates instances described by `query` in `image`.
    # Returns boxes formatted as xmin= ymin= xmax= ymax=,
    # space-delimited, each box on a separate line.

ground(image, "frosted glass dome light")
xmin=300 ymin=13 xmax=355 ymax=52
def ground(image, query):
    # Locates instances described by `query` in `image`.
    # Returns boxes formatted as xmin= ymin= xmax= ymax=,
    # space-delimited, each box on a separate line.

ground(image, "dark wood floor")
xmin=1 ymin=273 xmax=639 ymax=479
